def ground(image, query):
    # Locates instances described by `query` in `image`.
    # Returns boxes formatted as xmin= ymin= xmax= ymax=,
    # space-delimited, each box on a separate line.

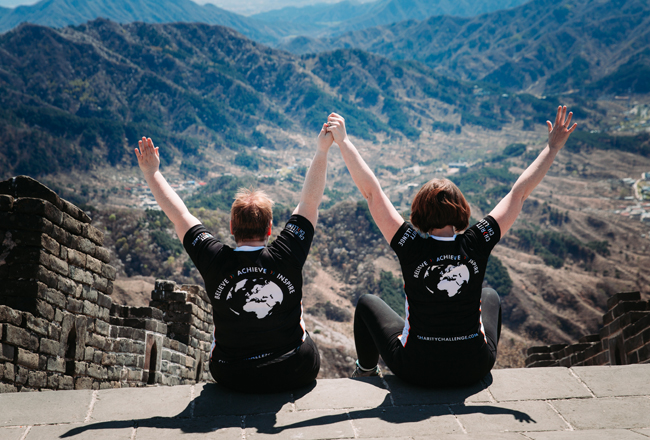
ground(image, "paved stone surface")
xmin=0 ymin=426 xmax=26 ymax=440
xmin=453 ymin=400 xmax=569 ymax=433
xmin=294 ymin=377 xmax=390 ymax=410
xmin=550 ymin=396 xmax=650 ymax=430
xmin=90 ymin=385 xmax=193 ymax=422
xmin=0 ymin=365 xmax=649 ymax=439
xmin=571 ymin=365 xmax=650 ymax=397
xmin=26 ymin=423 xmax=133 ymax=439
xmin=489 ymin=367 xmax=593 ymax=401
xmin=525 ymin=428 xmax=650 ymax=439
xmin=0 ymin=389 xmax=93 ymax=426
xmin=246 ymin=410 xmax=355 ymax=439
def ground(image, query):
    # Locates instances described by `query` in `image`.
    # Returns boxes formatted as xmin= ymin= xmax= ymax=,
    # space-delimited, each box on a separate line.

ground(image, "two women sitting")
xmin=136 ymin=106 xmax=576 ymax=392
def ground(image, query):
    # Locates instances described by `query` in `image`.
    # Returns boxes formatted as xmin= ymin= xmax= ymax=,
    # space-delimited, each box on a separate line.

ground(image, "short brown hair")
xmin=230 ymin=188 xmax=274 ymax=242
xmin=410 ymin=178 xmax=470 ymax=233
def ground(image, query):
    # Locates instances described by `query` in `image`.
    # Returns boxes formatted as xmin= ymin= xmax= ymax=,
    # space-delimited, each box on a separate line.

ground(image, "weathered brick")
xmin=4 ymin=325 xmax=39 ymax=351
xmin=93 ymin=246 xmax=111 ymax=264
xmin=66 ymin=298 xmax=84 ymax=314
xmin=0 ymin=212 xmax=53 ymax=235
xmin=92 ymin=274 xmax=108 ymax=292
xmin=62 ymin=212 xmax=83 ymax=235
xmin=97 ymin=292 xmax=112 ymax=310
xmin=26 ymin=315 xmax=49 ymax=336
xmin=60 ymin=198 xmax=91 ymax=223
xmin=13 ymin=198 xmax=63 ymax=226
xmin=81 ymin=286 xmax=98 ymax=303
xmin=83 ymin=224 xmax=104 ymax=246
xmin=83 ymin=300 xmax=99 ymax=318
xmin=85 ymin=255 xmax=102 ymax=274
xmin=67 ymin=248 xmax=87 ymax=267
xmin=93 ymin=321 xmax=108 ymax=338
xmin=69 ymin=266 xmax=94 ymax=285
xmin=75 ymin=377 xmax=93 ymax=390
xmin=0 ymin=305 xmax=23 ymax=326
xmin=27 ymin=370 xmax=47 ymax=389
xmin=87 ymin=364 xmax=106 ymax=380
xmin=41 ymin=234 xmax=60 ymax=256
xmin=47 ymin=373 xmax=61 ymax=389
xmin=74 ymin=361 xmax=87 ymax=376
xmin=101 ymin=263 xmax=116 ymax=281
xmin=56 ymin=275 xmax=77 ymax=296
xmin=99 ymin=351 xmax=115 ymax=365
xmin=14 ymin=366 xmax=29 ymax=385
xmin=0 ymin=342 xmax=16 ymax=362
xmin=0 ymin=194 xmax=13 ymax=211
xmin=17 ymin=348 xmax=39 ymax=369
xmin=36 ymin=299 xmax=55 ymax=321
xmin=88 ymin=334 xmax=107 ymax=351
xmin=78 ymin=238 xmax=95 ymax=255
xmin=41 ymin=341 xmax=62 ymax=361
xmin=50 ymin=224 xmax=70 ymax=247
xmin=59 ymin=375 xmax=74 ymax=390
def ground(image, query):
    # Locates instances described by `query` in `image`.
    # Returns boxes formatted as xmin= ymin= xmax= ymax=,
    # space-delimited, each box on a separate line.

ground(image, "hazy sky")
xmin=0 ymin=0 xmax=365 ymax=15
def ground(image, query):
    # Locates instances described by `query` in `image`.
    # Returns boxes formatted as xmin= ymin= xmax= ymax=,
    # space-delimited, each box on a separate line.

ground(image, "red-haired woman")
xmin=326 ymin=107 xmax=576 ymax=386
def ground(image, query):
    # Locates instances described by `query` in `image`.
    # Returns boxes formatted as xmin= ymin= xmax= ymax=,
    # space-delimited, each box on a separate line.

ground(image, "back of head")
xmin=231 ymin=188 xmax=274 ymax=243
xmin=410 ymin=178 xmax=470 ymax=233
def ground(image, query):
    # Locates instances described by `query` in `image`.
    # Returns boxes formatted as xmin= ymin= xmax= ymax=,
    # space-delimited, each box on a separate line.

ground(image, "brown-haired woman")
xmin=326 ymin=107 xmax=576 ymax=386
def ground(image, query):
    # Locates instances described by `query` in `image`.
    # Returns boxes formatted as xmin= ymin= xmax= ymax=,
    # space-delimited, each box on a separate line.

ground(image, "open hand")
xmin=317 ymin=122 xmax=334 ymax=151
xmin=134 ymin=137 xmax=160 ymax=177
xmin=547 ymin=106 xmax=577 ymax=151
xmin=326 ymin=113 xmax=349 ymax=145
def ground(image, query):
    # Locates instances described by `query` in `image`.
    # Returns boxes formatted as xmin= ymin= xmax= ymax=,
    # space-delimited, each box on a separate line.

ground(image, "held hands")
xmin=326 ymin=113 xmax=349 ymax=145
xmin=317 ymin=122 xmax=334 ymax=152
xmin=134 ymin=137 xmax=160 ymax=178
xmin=547 ymin=106 xmax=577 ymax=151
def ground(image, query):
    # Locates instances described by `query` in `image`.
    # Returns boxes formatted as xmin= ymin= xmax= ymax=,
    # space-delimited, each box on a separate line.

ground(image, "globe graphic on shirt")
xmin=226 ymin=277 xmax=284 ymax=319
xmin=436 ymin=264 xmax=470 ymax=297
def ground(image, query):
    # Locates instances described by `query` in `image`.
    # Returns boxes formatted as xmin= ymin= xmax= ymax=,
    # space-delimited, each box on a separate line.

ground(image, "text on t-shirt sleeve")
xmin=463 ymin=215 xmax=501 ymax=258
xmin=390 ymin=222 xmax=422 ymax=264
xmin=182 ymin=224 xmax=225 ymax=276
xmin=270 ymin=214 xmax=314 ymax=267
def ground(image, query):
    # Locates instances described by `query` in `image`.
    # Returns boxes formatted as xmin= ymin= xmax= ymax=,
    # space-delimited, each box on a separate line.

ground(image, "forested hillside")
xmin=0 ymin=19 xmax=575 ymax=179
xmin=281 ymin=0 xmax=650 ymax=95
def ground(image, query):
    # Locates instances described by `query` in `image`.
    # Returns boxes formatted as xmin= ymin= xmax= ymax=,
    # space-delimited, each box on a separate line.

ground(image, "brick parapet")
xmin=526 ymin=291 xmax=650 ymax=368
xmin=0 ymin=177 xmax=213 ymax=392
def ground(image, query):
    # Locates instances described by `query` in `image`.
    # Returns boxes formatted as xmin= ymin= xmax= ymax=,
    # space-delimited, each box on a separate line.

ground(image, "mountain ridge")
xmin=279 ymin=0 xmax=650 ymax=95
xmin=0 ymin=0 xmax=306 ymax=44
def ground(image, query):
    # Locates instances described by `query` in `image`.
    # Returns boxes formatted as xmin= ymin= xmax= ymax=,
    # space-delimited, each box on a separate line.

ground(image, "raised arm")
xmin=327 ymin=113 xmax=403 ymax=243
xmin=489 ymin=106 xmax=577 ymax=237
xmin=135 ymin=137 xmax=200 ymax=241
xmin=293 ymin=123 xmax=334 ymax=227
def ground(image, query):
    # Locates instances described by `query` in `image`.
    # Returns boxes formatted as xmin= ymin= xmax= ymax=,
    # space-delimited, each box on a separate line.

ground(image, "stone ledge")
xmin=0 ymin=365 xmax=649 ymax=439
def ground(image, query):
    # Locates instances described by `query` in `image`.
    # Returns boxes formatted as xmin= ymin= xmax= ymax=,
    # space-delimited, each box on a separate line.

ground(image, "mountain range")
xmin=251 ymin=0 xmax=529 ymax=38
xmin=0 ymin=0 xmax=304 ymax=43
xmin=0 ymin=19 xmax=561 ymax=179
xmin=280 ymin=0 xmax=650 ymax=95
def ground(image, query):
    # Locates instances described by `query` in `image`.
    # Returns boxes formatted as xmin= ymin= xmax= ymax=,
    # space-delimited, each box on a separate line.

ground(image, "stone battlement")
xmin=0 ymin=176 xmax=212 ymax=392
xmin=525 ymin=291 xmax=650 ymax=367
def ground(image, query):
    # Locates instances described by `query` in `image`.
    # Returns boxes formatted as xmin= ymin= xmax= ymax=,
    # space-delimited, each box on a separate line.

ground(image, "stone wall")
xmin=0 ymin=176 xmax=213 ymax=392
xmin=526 ymin=291 xmax=650 ymax=368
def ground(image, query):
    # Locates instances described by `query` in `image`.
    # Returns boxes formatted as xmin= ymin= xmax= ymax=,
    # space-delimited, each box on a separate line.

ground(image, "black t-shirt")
xmin=390 ymin=216 xmax=501 ymax=347
xmin=183 ymin=214 xmax=314 ymax=363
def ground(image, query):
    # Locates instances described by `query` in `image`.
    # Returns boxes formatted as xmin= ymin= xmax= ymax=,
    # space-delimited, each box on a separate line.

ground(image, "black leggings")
xmin=209 ymin=334 xmax=320 ymax=393
xmin=354 ymin=288 xmax=501 ymax=387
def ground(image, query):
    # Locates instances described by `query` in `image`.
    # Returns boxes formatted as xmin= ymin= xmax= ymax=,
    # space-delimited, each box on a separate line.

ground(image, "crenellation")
xmin=0 ymin=177 xmax=214 ymax=393
xmin=526 ymin=290 xmax=650 ymax=368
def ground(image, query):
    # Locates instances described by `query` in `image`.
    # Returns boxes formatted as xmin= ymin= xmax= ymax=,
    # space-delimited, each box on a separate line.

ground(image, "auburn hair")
xmin=230 ymin=188 xmax=274 ymax=243
xmin=410 ymin=178 xmax=470 ymax=233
